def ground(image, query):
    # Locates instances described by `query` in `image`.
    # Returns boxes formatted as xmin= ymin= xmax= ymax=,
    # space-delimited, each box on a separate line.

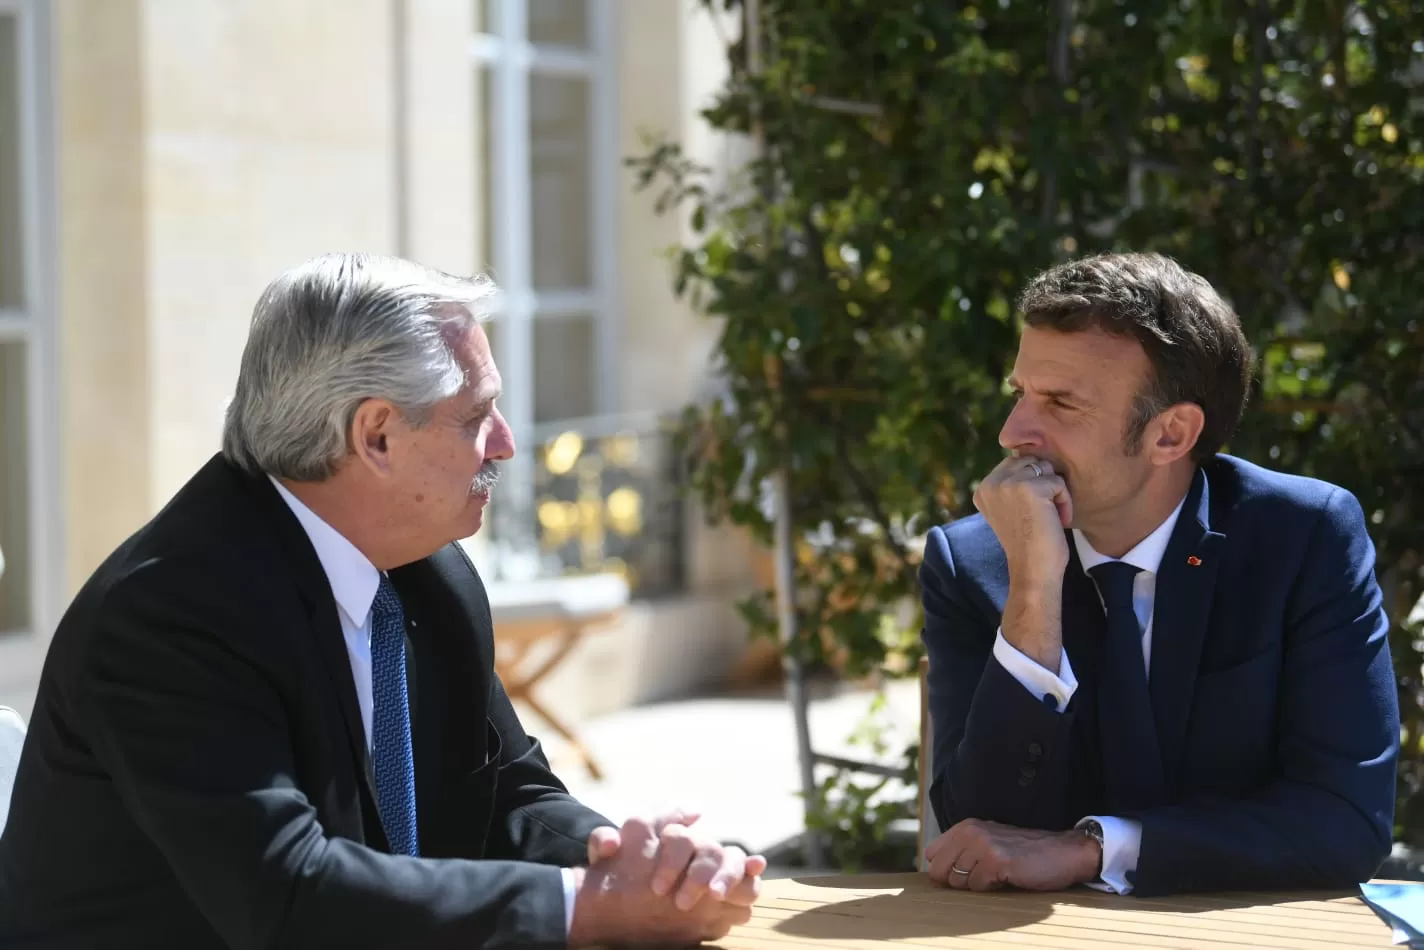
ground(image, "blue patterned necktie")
xmin=1089 ymin=561 xmax=1166 ymax=811
xmin=371 ymin=575 xmax=419 ymax=856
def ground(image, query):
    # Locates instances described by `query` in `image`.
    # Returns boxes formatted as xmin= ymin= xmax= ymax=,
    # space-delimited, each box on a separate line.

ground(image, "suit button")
xmin=1018 ymin=774 xmax=1033 ymax=787
xmin=1028 ymin=742 xmax=1043 ymax=760
xmin=1041 ymin=694 xmax=1059 ymax=711
xmin=1019 ymin=764 xmax=1037 ymax=780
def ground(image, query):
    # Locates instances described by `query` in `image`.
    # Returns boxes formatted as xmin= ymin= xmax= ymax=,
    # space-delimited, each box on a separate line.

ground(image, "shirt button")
xmin=1041 ymin=694 xmax=1059 ymax=711
xmin=1028 ymin=742 xmax=1043 ymax=759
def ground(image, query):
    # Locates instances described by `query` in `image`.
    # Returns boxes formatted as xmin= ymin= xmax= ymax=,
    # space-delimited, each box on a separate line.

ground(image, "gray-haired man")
xmin=0 ymin=253 xmax=763 ymax=949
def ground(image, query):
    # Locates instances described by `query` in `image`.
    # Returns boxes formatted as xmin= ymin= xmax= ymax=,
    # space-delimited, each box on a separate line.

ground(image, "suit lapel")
xmin=236 ymin=464 xmax=384 ymax=842
xmin=1148 ymin=466 xmax=1224 ymax=793
xmin=390 ymin=544 xmax=494 ymax=776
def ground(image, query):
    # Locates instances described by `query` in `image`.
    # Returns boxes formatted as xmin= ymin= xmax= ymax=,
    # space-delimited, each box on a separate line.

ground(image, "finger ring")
xmin=1028 ymin=462 xmax=1043 ymax=478
xmin=950 ymin=865 xmax=972 ymax=876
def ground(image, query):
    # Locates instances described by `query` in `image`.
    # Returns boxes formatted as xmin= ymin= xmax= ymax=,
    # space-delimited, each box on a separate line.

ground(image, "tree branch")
xmin=833 ymin=425 xmax=912 ymax=570
xmin=1246 ymin=0 xmax=1268 ymax=183
xmin=1040 ymin=0 xmax=1073 ymax=228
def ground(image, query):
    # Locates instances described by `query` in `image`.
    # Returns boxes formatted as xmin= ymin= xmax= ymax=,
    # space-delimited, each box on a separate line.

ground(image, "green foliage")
xmin=630 ymin=0 xmax=1424 ymax=859
xmin=803 ymin=757 xmax=918 ymax=872
xmin=800 ymin=692 xmax=920 ymax=871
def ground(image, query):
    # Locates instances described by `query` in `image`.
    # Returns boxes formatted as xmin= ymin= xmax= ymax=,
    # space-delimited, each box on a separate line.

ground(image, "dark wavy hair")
xmin=1017 ymin=252 xmax=1255 ymax=461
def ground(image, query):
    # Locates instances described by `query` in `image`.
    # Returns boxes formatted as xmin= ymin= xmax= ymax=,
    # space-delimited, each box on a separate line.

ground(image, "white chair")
xmin=0 ymin=704 xmax=26 ymax=836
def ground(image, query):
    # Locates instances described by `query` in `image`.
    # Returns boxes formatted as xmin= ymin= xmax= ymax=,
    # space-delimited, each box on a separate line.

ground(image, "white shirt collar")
xmin=267 ymin=475 xmax=381 ymax=630
xmin=1073 ymin=492 xmax=1189 ymax=577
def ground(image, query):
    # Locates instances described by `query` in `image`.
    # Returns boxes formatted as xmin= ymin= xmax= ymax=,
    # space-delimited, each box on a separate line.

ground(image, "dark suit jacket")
xmin=0 ymin=455 xmax=611 ymax=949
xmin=920 ymin=454 xmax=1399 ymax=896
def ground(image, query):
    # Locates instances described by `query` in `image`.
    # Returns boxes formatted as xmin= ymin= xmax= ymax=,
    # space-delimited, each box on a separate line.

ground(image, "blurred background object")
xmin=0 ymin=0 xmax=773 ymax=723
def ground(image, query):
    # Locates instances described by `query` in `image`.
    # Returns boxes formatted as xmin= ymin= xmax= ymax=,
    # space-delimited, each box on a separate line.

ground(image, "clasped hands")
xmin=569 ymin=809 xmax=766 ymax=946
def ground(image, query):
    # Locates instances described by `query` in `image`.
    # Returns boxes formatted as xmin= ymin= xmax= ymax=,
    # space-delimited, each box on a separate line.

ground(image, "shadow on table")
xmin=770 ymin=891 xmax=1047 ymax=939
xmin=768 ymin=875 xmax=1354 ymax=940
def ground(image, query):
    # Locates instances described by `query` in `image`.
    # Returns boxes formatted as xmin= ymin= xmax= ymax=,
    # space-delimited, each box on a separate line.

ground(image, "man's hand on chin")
xmin=924 ymin=819 xmax=1102 ymax=892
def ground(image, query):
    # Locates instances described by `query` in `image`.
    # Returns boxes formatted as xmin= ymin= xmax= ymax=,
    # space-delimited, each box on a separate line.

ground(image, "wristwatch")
xmin=1080 ymin=819 xmax=1106 ymax=877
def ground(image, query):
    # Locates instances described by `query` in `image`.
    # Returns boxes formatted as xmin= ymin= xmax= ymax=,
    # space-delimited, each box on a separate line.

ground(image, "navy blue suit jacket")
xmin=920 ymin=454 xmax=1399 ymax=895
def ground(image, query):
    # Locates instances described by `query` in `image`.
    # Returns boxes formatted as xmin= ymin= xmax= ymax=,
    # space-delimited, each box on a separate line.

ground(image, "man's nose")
xmin=486 ymin=410 xmax=516 ymax=461
xmin=999 ymin=398 xmax=1041 ymax=452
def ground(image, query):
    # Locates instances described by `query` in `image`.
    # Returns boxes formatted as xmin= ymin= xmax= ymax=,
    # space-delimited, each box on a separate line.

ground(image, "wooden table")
xmin=493 ymin=610 xmax=620 ymax=780
xmin=486 ymin=573 xmax=629 ymax=781
xmin=715 ymin=873 xmax=1396 ymax=949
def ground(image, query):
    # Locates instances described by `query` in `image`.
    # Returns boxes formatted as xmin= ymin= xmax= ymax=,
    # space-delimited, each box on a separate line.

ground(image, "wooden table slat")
xmin=711 ymin=873 xmax=1396 ymax=949
xmin=755 ymin=892 xmax=1387 ymax=935
xmin=729 ymin=919 xmax=1306 ymax=950
xmin=745 ymin=901 xmax=1380 ymax=947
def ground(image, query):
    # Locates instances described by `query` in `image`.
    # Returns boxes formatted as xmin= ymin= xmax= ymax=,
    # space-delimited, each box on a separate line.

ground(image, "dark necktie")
xmin=1088 ymin=561 xmax=1166 ymax=811
xmin=371 ymin=576 xmax=419 ymax=856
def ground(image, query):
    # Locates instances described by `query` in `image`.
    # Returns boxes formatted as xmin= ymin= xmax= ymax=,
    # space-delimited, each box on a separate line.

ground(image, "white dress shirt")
xmin=991 ymin=493 xmax=1187 ymax=894
xmin=269 ymin=477 xmax=578 ymax=931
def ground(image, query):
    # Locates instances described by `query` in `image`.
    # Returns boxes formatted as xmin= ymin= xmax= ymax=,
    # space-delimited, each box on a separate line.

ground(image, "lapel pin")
xmin=1187 ymin=555 xmax=1202 ymax=567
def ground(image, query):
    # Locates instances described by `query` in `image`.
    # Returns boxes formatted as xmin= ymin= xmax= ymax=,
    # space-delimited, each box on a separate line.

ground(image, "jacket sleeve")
xmin=482 ymin=675 xmax=614 ymax=867
xmin=80 ymin=556 xmax=572 ymax=950
xmin=1129 ymin=488 xmax=1399 ymax=895
xmin=920 ymin=525 xmax=1079 ymax=832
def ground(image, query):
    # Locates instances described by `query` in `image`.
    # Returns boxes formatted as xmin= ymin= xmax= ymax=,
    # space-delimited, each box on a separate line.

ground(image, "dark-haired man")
xmin=920 ymin=252 xmax=1398 ymax=896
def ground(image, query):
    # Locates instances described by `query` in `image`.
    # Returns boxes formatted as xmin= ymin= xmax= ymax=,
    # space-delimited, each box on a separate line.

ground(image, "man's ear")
xmin=1149 ymin=402 xmax=1205 ymax=465
xmin=350 ymin=399 xmax=397 ymax=477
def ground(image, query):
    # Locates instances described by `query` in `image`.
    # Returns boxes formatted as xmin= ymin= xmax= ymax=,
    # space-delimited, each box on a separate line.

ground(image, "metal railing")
xmin=485 ymin=412 xmax=686 ymax=598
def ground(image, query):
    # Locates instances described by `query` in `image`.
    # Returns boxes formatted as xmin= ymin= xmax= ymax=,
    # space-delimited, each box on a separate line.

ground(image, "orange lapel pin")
xmin=1187 ymin=555 xmax=1203 ymax=566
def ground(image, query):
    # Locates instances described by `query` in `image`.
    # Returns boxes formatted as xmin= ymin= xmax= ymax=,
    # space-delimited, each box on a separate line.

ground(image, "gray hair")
xmin=221 ymin=252 xmax=496 ymax=480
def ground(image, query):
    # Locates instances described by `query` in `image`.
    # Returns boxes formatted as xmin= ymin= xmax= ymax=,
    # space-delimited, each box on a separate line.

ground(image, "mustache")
xmin=472 ymin=461 xmax=501 ymax=495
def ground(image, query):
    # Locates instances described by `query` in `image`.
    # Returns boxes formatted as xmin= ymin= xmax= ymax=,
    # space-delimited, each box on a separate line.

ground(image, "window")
xmin=472 ymin=0 xmax=615 ymax=431
xmin=0 ymin=0 xmax=56 ymax=638
xmin=471 ymin=0 xmax=617 ymax=576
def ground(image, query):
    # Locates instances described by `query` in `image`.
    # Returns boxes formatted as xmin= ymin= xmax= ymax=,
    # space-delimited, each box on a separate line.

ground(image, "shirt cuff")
xmin=561 ymin=867 xmax=577 ymax=935
xmin=992 ymin=627 xmax=1078 ymax=710
xmin=1078 ymin=815 xmax=1142 ymax=894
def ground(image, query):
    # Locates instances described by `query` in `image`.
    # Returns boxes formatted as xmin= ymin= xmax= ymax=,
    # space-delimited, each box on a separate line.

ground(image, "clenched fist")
xmin=972 ymin=454 xmax=1073 ymax=673
xmin=972 ymin=454 xmax=1074 ymax=580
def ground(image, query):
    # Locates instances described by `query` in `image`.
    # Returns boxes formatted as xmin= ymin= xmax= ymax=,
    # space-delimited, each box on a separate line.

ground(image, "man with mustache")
xmin=0 ymin=253 xmax=764 ymax=948
xmin=919 ymin=252 xmax=1398 ymax=896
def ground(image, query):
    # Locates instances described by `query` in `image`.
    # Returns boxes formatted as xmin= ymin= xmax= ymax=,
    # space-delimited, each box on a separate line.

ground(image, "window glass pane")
xmin=0 ymin=14 xmax=24 ymax=309
xmin=529 ymin=74 xmax=591 ymax=290
xmin=0 ymin=342 xmax=30 ymax=632
xmin=533 ymin=313 xmax=595 ymax=423
xmin=474 ymin=66 xmax=495 ymax=277
xmin=528 ymin=0 xmax=588 ymax=49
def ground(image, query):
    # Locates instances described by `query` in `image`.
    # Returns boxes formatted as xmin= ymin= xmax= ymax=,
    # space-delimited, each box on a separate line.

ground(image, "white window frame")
xmin=0 ymin=0 xmax=61 ymax=640
xmin=473 ymin=0 xmax=618 ymax=430
xmin=471 ymin=0 xmax=619 ymax=574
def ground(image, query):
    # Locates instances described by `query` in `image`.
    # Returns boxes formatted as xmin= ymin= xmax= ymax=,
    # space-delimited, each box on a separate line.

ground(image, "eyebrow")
xmin=467 ymin=390 xmax=502 ymax=416
xmin=1008 ymin=377 xmax=1082 ymax=401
